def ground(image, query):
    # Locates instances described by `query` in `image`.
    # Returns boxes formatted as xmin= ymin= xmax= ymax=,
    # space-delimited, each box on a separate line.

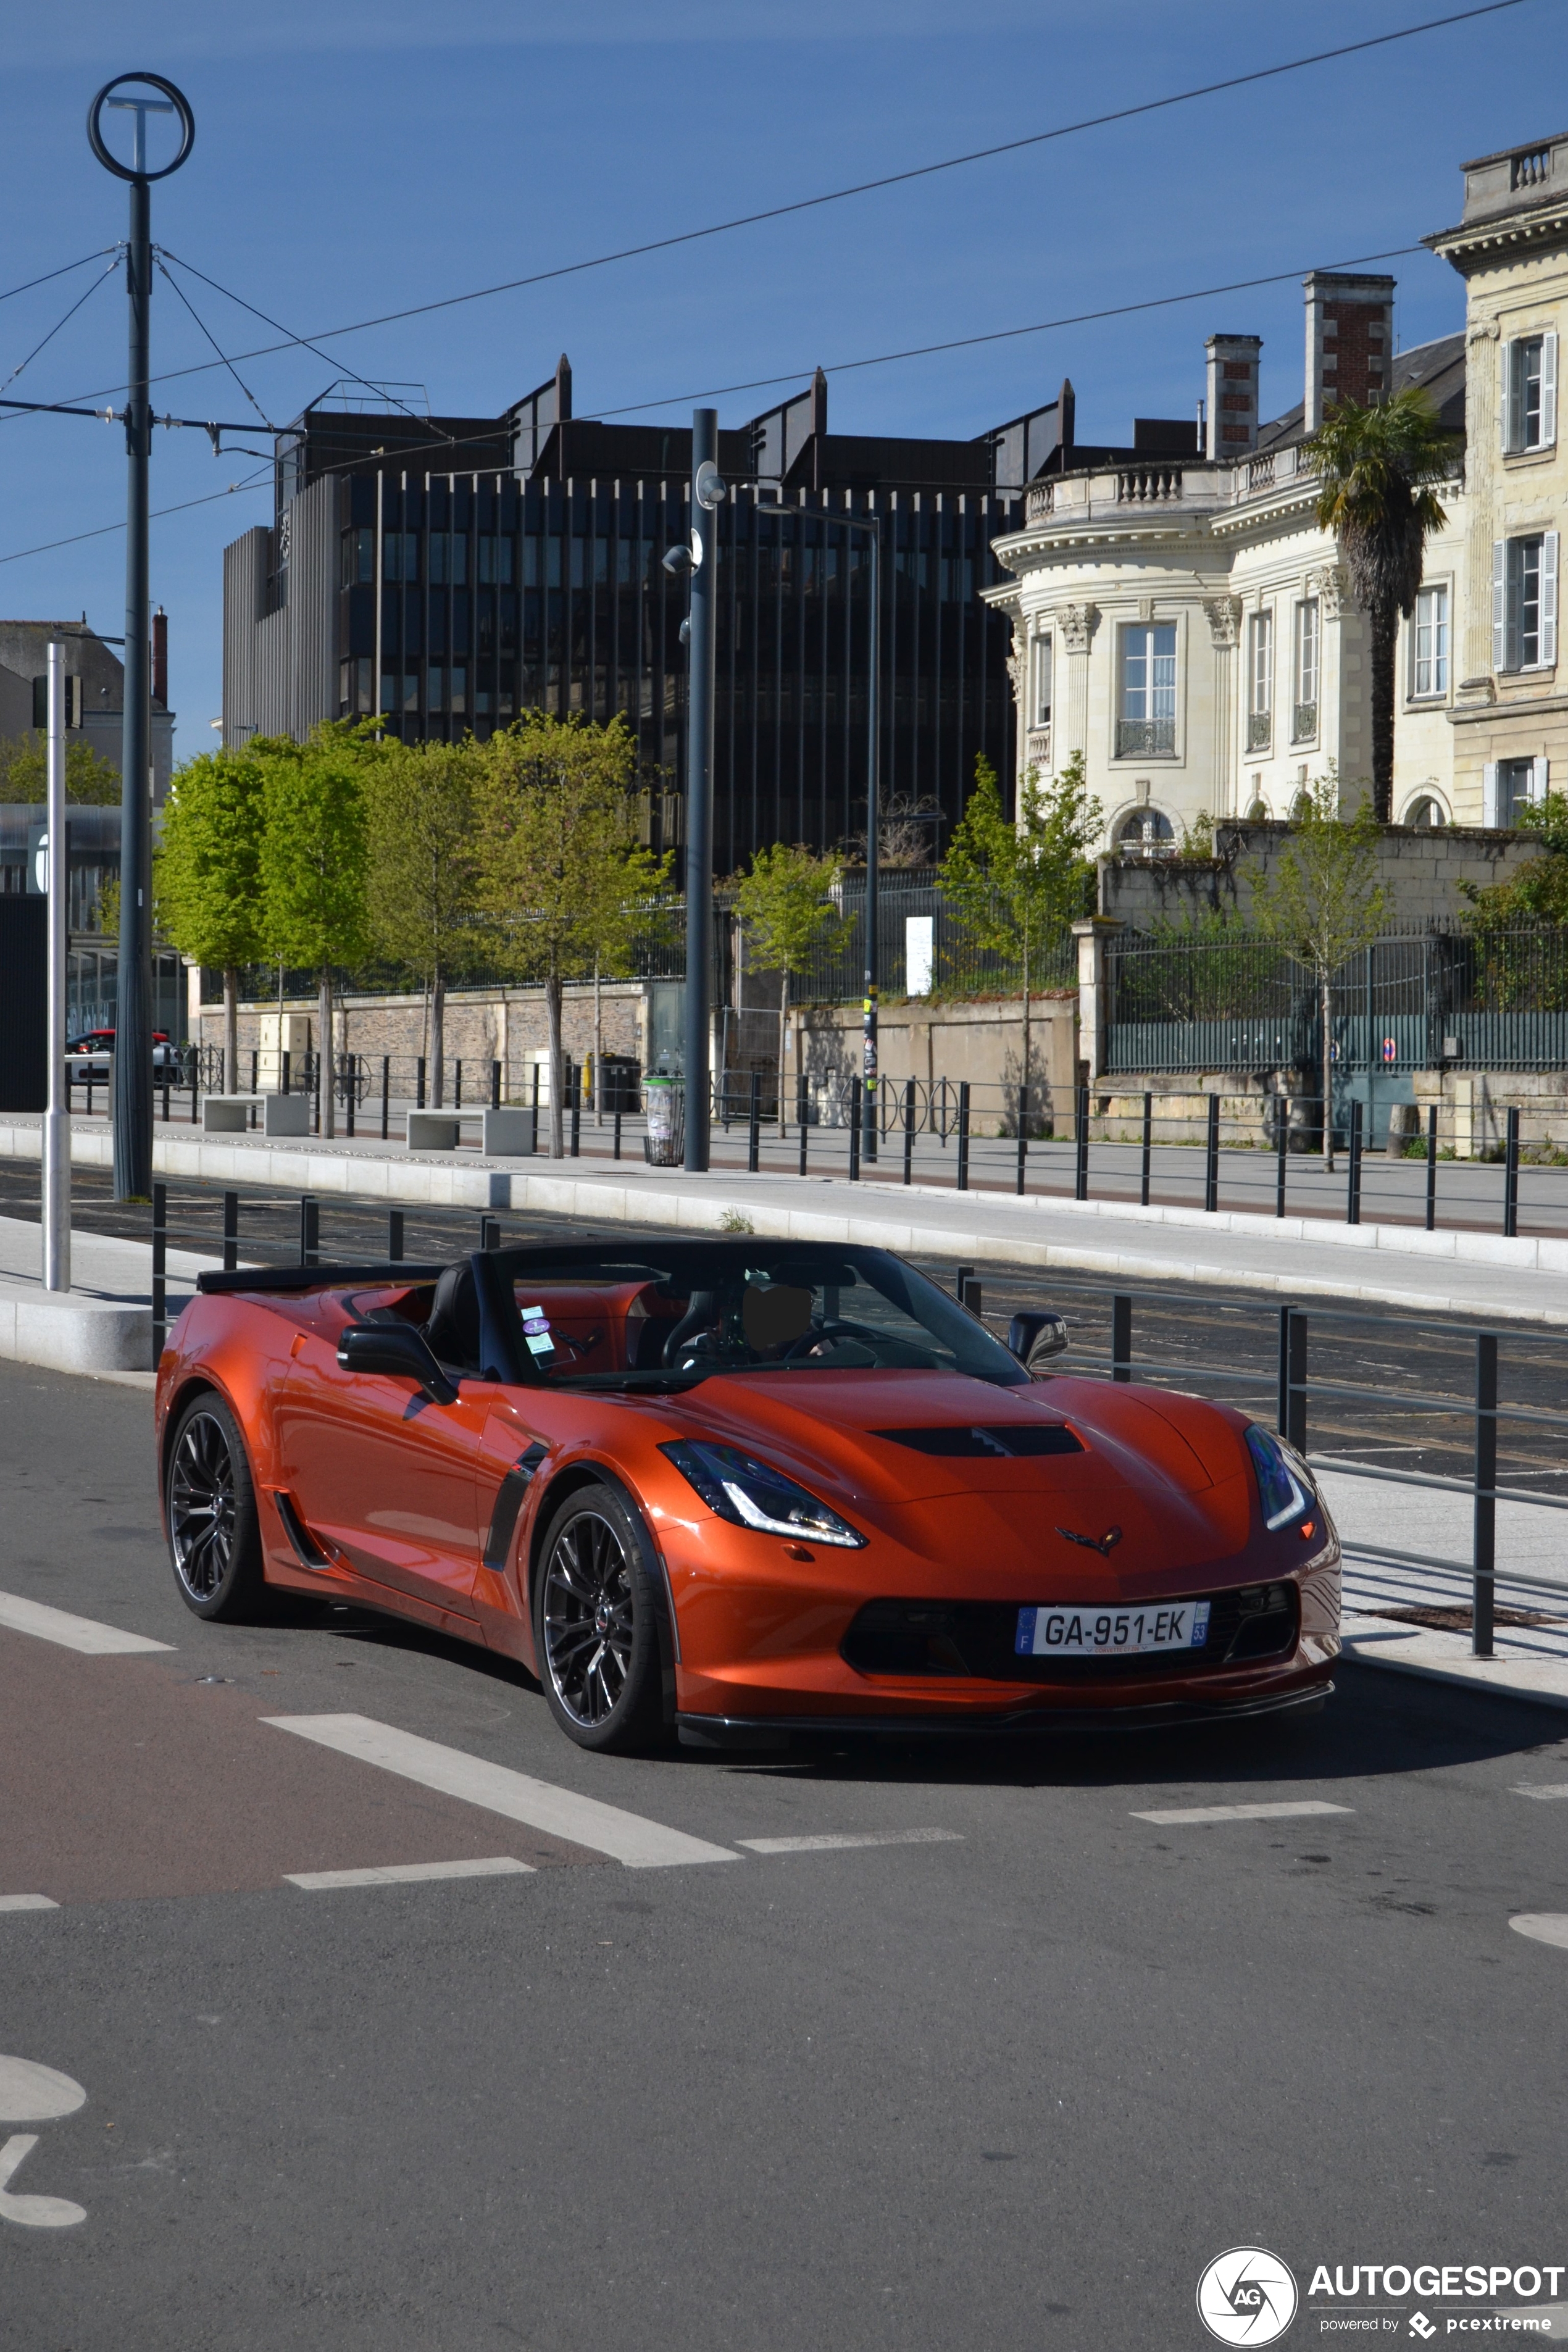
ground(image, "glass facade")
xmin=333 ymin=470 xmax=1021 ymax=872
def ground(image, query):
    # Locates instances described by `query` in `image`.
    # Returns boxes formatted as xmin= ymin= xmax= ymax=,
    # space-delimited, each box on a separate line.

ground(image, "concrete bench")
xmin=406 ymin=1111 xmax=462 ymax=1153
xmin=201 ymin=1093 xmax=310 ymax=1138
xmin=482 ymin=1106 xmax=536 ymax=1157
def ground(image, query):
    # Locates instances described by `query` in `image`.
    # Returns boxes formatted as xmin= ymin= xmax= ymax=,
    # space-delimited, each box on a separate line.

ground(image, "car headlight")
xmin=1245 ymin=1423 xmax=1316 ymax=1533
xmin=661 ymin=1440 xmax=866 ymax=1548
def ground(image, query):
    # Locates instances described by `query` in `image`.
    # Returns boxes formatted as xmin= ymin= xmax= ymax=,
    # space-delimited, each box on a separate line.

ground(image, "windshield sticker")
xmin=520 ymin=1304 xmax=555 ymax=1357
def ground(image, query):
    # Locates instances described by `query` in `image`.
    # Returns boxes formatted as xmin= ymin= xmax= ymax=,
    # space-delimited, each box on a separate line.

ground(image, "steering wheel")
xmin=779 ymin=1319 xmax=877 ymax=1365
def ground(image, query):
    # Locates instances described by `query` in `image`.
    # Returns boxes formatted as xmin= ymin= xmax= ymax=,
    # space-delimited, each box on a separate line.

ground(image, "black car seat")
xmin=423 ymin=1261 xmax=482 ymax=1372
xmin=662 ymin=1288 xmax=722 ymax=1369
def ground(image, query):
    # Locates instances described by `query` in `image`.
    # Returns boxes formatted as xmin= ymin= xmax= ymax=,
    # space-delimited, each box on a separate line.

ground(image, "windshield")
xmin=490 ymin=1242 xmax=1027 ymax=1389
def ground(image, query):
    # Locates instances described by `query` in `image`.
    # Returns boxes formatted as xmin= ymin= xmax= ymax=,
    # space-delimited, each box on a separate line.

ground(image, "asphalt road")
xmin=6 ymin=1353 xmax=1568 ymax=2350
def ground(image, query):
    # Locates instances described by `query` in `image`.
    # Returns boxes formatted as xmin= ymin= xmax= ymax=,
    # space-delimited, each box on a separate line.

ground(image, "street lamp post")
xmin=664 ymin=409 xmax=726 ymax=1173
xmin=755 ymin=500 xmax=882 ymax=1162
xmin=87 ymin=73 xmax=194 ymax=1202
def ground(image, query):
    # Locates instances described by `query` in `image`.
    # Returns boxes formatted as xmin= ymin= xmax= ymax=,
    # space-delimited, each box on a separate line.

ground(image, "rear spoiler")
xmin=195 ymin=1262 xmax=445 ymax=1296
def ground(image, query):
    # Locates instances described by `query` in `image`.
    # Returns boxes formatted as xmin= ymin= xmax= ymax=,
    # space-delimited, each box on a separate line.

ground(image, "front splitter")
xmin=675 ymin=1676 xmax=1334 ymax=1749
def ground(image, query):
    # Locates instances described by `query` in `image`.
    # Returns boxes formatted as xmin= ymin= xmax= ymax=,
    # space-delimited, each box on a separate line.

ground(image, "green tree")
xmin=474 ymin=714 xmax=669 ymax=1157
xmin=257 ymin=725 xmax=371 ymax=1138
xmin=0 ymin=733 xmax=123 ymax=803
xmin=938 ymin=751 xmax=1101 ymax=1125
xmin=1302 ymin=388 xmax=1457 ymax=823
xmin=365 ymin=739 xmax=483 ymax=1107
xmin=155 ymin=749 xmax=267 ymax=1092
xmin=1251 ymin=764 xmax=1389 ymax=1168
xmin=734 ymin=844 xmax=850 ymax=1133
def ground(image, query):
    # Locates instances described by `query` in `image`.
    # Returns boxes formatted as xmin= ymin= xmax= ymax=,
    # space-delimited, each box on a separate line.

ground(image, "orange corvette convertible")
xmin=155 ymin=1241 xmax=1340 ymax=1753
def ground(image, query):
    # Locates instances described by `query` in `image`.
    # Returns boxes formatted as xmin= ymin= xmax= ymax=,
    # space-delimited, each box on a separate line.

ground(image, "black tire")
xmin=533 ymin=1482 xmax=667 ymax=1754
xmin=165 ymin=1392 xmax=267 ymax=1622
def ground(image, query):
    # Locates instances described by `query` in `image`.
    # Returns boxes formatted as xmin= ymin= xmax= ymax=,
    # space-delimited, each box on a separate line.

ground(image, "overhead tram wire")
xmin=0 ymin=249 xmax=122 ymax=308
xmin=153 ymin=257 xmax=272 ymax=430
xmin=0 ymin=465 xmax=273 ymax=568
xmin=0 ymin=0 xmax=1535 ymax=421
xmin=0 ymin=254 xmax=123 ymax=394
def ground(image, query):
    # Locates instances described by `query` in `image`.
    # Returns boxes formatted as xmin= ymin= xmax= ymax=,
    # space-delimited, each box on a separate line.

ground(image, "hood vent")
xmin=873 ymin=1424 xmax=1083 ymax=1459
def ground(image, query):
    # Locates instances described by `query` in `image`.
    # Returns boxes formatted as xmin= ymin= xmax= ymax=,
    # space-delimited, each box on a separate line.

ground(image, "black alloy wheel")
xmin=165 ymin=1393 xmax=265 ymax=1620
xmin=534 ymin=1483 xmax=665 ymax=1753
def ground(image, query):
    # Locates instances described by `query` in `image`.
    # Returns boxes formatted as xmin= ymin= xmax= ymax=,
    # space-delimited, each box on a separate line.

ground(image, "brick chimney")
xmin=1303 ymin=272 xmax=1395 ymax=433
xmin=1205 ymin=335 xmax=1262 ymax=459
xmin=152 ymin=606 xmax=168 ymax=710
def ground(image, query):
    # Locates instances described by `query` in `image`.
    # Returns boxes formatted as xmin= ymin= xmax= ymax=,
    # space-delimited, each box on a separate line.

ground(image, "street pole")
xmin=682 ymin=408 xmax=722 ymax=1173
xmin=43 ymin=643 xmax=70 ymax=1293
xmin=88 ymin=75 xmax=194 ymax=1202
xmin=862 ymin=522 xmax=880 ymax=1165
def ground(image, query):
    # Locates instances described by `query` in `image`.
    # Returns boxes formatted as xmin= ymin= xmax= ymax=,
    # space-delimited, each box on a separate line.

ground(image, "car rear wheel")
xmin=166 ymin=1393 xmax=266 ymax=1621
xmin=533 ymin=1483 xmax=665 ymax=1754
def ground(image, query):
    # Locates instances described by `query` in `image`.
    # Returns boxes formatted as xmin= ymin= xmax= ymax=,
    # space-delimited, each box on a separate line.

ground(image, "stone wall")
xmin=790 ymin=995 xmax=1080 ymax=1133
xmin=195 ymin=978 xmax=646 ymax=1090
xmin=1099 ymin=820 xmax=1544 ymax=932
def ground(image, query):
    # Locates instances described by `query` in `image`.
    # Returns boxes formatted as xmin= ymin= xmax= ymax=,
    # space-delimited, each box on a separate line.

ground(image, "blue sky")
xmin=0 ymin=0 xmax=1559 ymax=752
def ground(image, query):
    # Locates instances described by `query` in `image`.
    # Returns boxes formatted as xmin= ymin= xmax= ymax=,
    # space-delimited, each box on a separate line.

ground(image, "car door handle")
xmin=482 ymin=1443 xmax=549 ymax=1575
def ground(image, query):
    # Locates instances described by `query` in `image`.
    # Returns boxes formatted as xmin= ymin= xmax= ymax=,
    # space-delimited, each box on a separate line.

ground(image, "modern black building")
xmin=222 ymin=362 xmax=1076 ymax=870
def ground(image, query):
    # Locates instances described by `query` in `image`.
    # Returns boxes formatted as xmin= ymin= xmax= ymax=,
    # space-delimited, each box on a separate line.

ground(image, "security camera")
xmin=662 ymin=544 xmax=693 ymax=577
xmin=694 ymin=460 xmax=727 ymax=511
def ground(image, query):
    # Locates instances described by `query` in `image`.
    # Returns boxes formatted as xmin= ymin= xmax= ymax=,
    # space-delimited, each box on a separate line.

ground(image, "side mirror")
xmin=337 ymin=1321 xmax=459 ymax=1406
xmin=1008 ymin=1310 xmax=1068 ymax=1372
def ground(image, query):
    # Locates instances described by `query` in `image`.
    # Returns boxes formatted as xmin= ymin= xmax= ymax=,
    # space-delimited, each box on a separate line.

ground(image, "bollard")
xmin=491 ymin=1059 xmax=501 ymax=1111
xmin=1503 ymin=1105 xmax=1520 ymax=1238
xmin=1141 ymin=1091 xmax=1153 ymax=1209
xmin=1075 ymin=1086 xmax=1090 ymax=1203
xmin=346 ymin=1056 xmax=356 ymax=1139
xmin=956 ymin=1083 xmax=970 ymax=1192
xmin=570 ymin=1081 xmax=581 ymax=1158
xmin=151 ymin=1181 xmax=167 ymax=1360
xmin=848 ymin=1080 xmax=861 ymax=1182
xmin=1203 ymin=1092 xmax=1219 ymax=1214
xmin=388 ymin=1208 xmax=404 ymax=1263
xmin=613 ymin=1109 xmax=622 ymax=1161
xmin=1425 ymin=1101 xmax=1438 ymax=1232
xmin=382 ymin=1054 xmax=391 ymax=1142
xmin=798 ymin=1069 xmax=809 ymax=1178
xmin=1277 ymin=1307 xmax=1307 ymax=1455
xmin=955 ymin=1264 xmax=975 ymax=1309
xmin=416 ymin=1056 xmax=426 ymax=1110
xmin=222 ymin=1190 xmax=238 ymax=1274
xmin=190 ymin=1067 xmax=198 ymax=1125
xmin=531 ymin=1062 xmax=541 ymax=1154
xmin=1346 ymin=1098 xmax=1363 ymax=1226
xmin=903 ymin=1078 xmax=915 ymax=1188
xmin=251 ymin=1048 xmax=259 ymax=1094
xmin=1015 ymin=1088 xmax=1027 ymax=1197
xmin=299 ymin=1194 xmax=319 ymax=1269
xmin=282 ymin=1049 xmax=291 ymax=1098
xmin=1275 ymin=1095 xmax=1288 ymax=1218
xmin=1472 ymin=1332 xmax=1498 ymax=1659
xmin=1111 ymin=1293 xmax=1132 ymax=1383
xmin=480 ymin=1216 xmax=500 ymax=1251
xmin=455 ymin=1060 xmax=463 ymax=1112
xmin=748 ymin=1072 xmax=761 ymax=1174
xmin=161 ymin=1077 xmax=170 ymax=1123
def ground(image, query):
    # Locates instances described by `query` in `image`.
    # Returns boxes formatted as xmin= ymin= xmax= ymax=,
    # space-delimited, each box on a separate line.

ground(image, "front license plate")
xmin=1015 ymin=1599 xmax=1212 ymax=1658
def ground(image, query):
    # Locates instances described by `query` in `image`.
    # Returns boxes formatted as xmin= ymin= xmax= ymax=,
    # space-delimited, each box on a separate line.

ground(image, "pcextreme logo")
xmin=1198 ymin=2248 xmax=1300 ymax=2345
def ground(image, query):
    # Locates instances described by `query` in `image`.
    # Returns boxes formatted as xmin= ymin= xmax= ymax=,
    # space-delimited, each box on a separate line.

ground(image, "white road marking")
xmin=0 ymin=2055 xmax=86 ymax=2124
xmin=0 ymin=2137 xmax=86 ymax=2229
xmin=0 ymin=1896 xmax=57 ymax=1914
xmin=1513 ymin=1783 xmax=1568 ymax=1800
xmin=738 ymin=1829 xmax=965 ymax=1855
xmin=1130 ymin=1799 xmax=1353 ymax=1825
xmin=0 ymin=1590 xmax=172 ymax=1656
xmin=1511 ymin=1914 xmax=1568 ymax=1951
xmin=262 ymin=1715 xmax=739 ymax=1870
xmin=285 ymin=1857 xmax=536 ymax=1891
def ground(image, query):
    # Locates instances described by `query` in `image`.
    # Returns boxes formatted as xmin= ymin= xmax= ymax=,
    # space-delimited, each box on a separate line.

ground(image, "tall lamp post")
xmin=87 ymin=73 xmax=195 ymax=1202
xmin=662 ymin=409 xmax=727 ymax=1173
xmin=756 ymin=499 xmax=881 ymax=1161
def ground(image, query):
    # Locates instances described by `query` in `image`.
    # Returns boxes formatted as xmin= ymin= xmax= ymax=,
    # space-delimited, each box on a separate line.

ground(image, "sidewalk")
xmin=0 ymin=1213 xmax=211 ymax=1380
xmin=2 ymin=1111 xmax=1564 ymax=1326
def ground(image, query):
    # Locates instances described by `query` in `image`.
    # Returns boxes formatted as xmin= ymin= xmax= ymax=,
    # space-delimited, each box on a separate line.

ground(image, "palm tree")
xmin=1302 ymin=388 xmax=1456 ymax=823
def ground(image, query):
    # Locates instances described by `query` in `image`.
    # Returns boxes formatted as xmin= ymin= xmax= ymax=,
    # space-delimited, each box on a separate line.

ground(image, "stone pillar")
xmin=1203 ymin=596 xmax=1243 ymax=815
xmin=1072 ymin=916 xmax=1123 ymax=1081
xmin=1057 ymin=602 xmax=1098 ymax=774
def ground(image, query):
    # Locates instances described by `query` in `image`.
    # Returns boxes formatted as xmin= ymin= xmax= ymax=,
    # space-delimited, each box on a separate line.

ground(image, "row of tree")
xmin=157 ymin=714 xmax=666 ymax=1153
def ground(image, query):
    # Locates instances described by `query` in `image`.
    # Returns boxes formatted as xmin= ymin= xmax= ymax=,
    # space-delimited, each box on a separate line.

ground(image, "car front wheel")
xmin=533 ymin=1482 xmax=666 ymax=1754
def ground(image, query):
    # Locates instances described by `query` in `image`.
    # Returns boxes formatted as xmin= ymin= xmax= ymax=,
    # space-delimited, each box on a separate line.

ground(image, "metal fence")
xmin=1106 ymin=925 xmax=1568 ymax=1076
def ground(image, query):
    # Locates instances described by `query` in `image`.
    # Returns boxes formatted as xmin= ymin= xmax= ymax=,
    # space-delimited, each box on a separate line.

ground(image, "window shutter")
xmin=1493 ymin=540 xmax=1507 ymax=669
xmin=1544 ymin=332 xmax=1559 ymax=448
xmin=1500 ymin=341 xmax=1517 ymax=452
xmin=1533 ymin=756 xmax=1551 ymax=807
xmin=1483 ymin=762 xmax=1502 ymax=828
xmin=1541 ymin=530 xmax=1559 ymax=667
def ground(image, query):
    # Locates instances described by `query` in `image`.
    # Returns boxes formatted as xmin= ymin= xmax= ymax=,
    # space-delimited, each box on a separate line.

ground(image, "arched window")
xmin=1245 ymin=798 xmax=1269 ymax=822
xmin=1116 ymin=808 xmax=1175 ymax=857
xmin=1404 ymin=794 xmax=1445 ymax=830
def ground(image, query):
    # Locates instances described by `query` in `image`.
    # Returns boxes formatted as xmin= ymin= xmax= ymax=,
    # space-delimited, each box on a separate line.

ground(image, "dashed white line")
xmin=285 ymin=1857 xmax=536 ymax=1891
xmin=738 ymin=1829 xmax=965 ymax=1855
xmin=1511 ymin=1914 xmax=1568 ymax=1950
xmin=1130 ymin=1800 xmax=1353 ymax=1825
xmin=262 ymin=1715 xmax=740 ymax=1869
xmin=0 ymin=1896 xmax=57 ymax=1914
xmin=1512 ymin=1783 xmax=1568 ymax=1801
xmin=0 ymin=1591 xmax=172 ymax=1656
